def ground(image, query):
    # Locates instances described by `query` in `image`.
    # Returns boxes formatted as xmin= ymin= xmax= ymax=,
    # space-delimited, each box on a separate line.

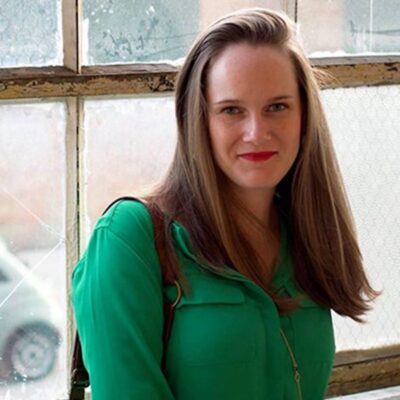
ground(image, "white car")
xmin=0 ymin=239 xmax=61 ymax=381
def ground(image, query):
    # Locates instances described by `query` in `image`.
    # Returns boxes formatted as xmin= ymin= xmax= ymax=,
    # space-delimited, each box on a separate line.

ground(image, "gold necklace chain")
xmin=279 ymin=328 xmax=303 ymax=400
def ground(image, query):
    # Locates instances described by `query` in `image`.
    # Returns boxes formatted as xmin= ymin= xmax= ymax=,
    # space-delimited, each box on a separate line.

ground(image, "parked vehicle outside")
xmin=0 ymin=239 xmax=61 ymax=382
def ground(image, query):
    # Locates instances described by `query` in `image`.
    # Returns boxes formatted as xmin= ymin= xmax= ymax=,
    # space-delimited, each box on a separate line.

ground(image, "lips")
xmin=238 ymin=151 xmax=277 ymax=162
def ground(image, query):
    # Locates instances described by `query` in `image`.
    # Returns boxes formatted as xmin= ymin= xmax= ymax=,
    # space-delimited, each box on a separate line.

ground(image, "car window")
xmin=0 ymin=267 xmax=9 ymax=282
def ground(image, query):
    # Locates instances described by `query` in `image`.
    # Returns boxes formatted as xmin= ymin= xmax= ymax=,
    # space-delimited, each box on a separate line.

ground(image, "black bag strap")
xmin=69 ymin=196 xmax=182 ymax=400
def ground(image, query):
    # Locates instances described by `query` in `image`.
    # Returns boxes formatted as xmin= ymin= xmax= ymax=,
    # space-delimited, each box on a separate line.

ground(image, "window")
xmin=0 ymin=0 xmax=62 ymax=67
xmin=299 ymin=0 xmax=400 ymax=56
xmin=1 ymin=1 xmax=399 ymax=399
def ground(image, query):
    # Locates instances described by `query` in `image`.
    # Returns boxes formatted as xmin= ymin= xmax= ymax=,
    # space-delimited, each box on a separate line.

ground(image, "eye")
xmin=221 ymin=106 xmax=241 ymax=115
xmin=268 ymin=103 xmax=287 ymax=112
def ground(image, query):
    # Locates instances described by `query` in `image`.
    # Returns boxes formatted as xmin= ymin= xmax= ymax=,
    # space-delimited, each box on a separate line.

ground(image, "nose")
xmin=242 ymin=113 xmax=272 ymax=144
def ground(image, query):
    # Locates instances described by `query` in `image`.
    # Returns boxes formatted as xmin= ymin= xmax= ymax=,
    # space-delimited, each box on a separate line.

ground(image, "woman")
xmin=72 ymin=8 xmax=378 ymax=400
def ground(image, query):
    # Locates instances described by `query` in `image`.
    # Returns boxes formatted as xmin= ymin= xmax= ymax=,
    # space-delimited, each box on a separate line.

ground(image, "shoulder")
xmin=73 ymin=198 xmax=159 ymax=282
xmin=73 ymin=198 xmax=162 ymax=300
xmin=94 ymin=198 xmax=154 ymax=246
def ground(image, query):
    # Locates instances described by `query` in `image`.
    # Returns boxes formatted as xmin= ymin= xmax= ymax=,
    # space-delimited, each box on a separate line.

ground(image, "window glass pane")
xmin=83 ymin=0 xmax=286 ymax=65
xmin=0 ymin=101 xmax=67 ymax=399
xmin=0 ymin=0 xmax=62 ymax=67
xmin=83 ymin=87 xmax=400 ymax=354
xmin=299 ymin=0 xmax=400 ymax=56
xmin=83 ymin=95 xmax=176 ymax=236
xmin=322 ymin=85 xmax=400 ymax=350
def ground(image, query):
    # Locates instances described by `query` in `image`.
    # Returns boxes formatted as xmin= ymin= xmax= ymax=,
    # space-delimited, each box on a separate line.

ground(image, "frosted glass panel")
xmin=0 ymin=0 xmax=62 ymax=67
xmin=299 ymin=0 xmax=400 ymax=56
xmin=83 ymin=87 xmax=400 ymax=353
xmin=83 ymin=0 xmax=285 ymax=65
xmin=322 ymin=85 xmax=400 ymax=350
xmin=84 ymin=95 xmax=176 ymax=236
xmin=0 ymin=101 xmax=67 ymax=399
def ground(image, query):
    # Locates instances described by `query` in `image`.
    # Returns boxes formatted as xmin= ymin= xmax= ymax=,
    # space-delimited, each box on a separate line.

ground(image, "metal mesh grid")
xmin=322 ymin=84 xmax=400 ymax=351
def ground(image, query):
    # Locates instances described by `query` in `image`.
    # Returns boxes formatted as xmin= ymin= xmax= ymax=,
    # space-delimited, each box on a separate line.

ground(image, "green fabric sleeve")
xmin=71 ymin=200 xmax=176 ymax=400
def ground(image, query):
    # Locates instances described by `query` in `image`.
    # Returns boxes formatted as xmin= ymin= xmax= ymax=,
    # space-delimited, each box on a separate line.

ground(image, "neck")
xmin=228 ymin=186 xmax=281 ymax=275
xmin=231 ymin=186 xmax=277 ymax=228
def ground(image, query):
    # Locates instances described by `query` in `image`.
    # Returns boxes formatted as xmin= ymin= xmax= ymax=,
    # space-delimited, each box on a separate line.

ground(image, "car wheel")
xmin=4 ymin=322 xmax=60 ymax=381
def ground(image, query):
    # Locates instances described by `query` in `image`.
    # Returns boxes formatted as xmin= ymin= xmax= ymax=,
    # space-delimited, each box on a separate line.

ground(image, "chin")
xmin=238 ymin=175 xmax=281 ymax=188
xmin=233 ymin=180 xmax=278 ymax=193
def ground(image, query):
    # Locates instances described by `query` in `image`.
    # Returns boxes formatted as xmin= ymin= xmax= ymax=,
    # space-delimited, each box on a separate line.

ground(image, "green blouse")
xmin=72 ymin=199 xmax=335 ymax=400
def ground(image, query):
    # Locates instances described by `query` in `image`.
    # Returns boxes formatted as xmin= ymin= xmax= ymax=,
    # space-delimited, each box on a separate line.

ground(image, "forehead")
xmin=206 ymin=43 xmax=299 ymax=101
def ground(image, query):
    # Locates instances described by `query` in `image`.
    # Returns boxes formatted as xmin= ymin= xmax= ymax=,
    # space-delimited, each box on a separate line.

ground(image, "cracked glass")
xmin=0 ymin=101 xmax=67 ymax=399
xmin=0 ymin=0 xmax=62 ymax=67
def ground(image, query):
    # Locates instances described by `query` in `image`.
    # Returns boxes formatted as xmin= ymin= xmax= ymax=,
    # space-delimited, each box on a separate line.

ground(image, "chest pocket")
xmin=165 ymin=274 xmax=261 ymax=366
xmin=280 ymin=284 xmax=336 ymax=364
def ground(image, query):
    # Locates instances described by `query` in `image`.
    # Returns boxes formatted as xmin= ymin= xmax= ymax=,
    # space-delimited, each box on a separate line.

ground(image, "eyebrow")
xmin=213 ymin=95 xmax=295 ymax=105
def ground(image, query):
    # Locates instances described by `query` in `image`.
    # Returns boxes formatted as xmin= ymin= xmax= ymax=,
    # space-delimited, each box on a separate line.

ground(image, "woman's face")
xmin=206 ymin=43 xmax=302 ymax=198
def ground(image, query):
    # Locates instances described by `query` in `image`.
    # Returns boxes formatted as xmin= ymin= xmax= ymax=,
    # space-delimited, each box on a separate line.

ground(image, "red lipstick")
xmin=238 ymin=151 xmax=277 ymax=162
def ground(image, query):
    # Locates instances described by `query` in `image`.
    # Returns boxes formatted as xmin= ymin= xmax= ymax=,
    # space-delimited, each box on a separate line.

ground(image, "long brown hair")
xmin=148 ymin=8 xmax=379 ymax=321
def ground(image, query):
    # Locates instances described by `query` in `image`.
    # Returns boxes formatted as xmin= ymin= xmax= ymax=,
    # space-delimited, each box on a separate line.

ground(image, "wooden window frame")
xmin=0 ymin=54 xmax=399 ymax=99
xmin=0 ymin=1 xmax=399 ymax=398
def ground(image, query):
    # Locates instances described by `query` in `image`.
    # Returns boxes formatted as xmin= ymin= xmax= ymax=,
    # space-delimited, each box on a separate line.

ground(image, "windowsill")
xmin=329 ymin=386 xmax=400 ymax=399
xmin=82 ymin=386 xmax=400 ymax=400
